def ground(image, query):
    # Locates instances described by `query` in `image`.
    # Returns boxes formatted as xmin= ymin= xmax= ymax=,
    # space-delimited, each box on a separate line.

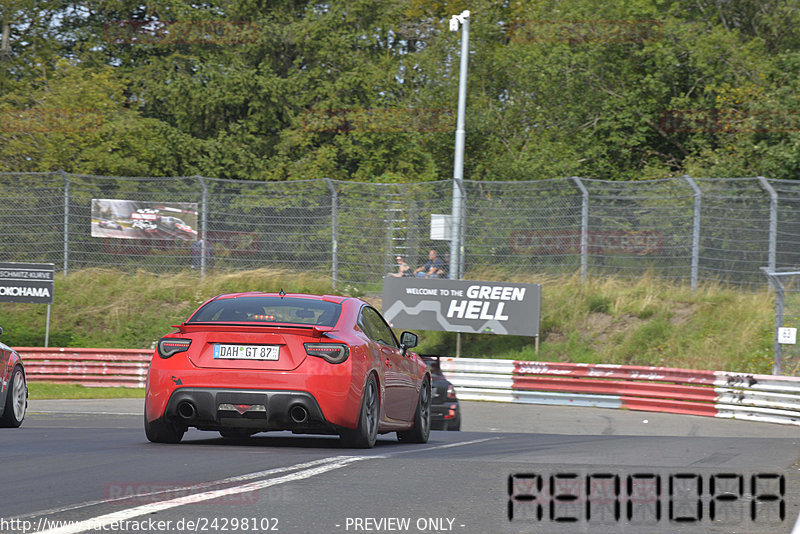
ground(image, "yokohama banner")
xmin=382 ymin=277 xmax=541 ymax=336
xmin=0 ymin=262 xmax=55 ymax=304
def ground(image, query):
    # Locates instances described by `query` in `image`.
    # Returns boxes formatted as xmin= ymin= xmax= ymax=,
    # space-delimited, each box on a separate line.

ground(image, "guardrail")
xmin=14 ymin=348 xmax=800 ymax=427
xmin=17 ymin=348 xmax=151 ymax=388
xmin=439 ymin=358 xmax=800 ymax=427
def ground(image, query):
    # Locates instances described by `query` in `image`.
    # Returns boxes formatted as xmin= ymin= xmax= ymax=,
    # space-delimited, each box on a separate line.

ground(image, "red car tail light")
xmin=303 ymin=343 xmax=349 ymax=364
xmin=158 ymin=338 xmax=192 ymax=359
xmin=447 ymin=384 xmax=457 ymax=399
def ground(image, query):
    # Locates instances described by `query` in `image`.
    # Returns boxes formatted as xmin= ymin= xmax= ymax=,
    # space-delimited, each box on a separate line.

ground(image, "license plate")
xmin=213 ymin=344 xmax=279 ymax=361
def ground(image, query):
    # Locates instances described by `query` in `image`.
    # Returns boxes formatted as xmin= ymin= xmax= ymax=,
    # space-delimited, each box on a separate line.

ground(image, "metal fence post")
xmin=685 ymin=176 xmax=702 ymax=292
xmin=761 ymin=268 xmax=784 ymax=375
xmin=197 ymin=176 xmax=208 ymax=276
xmin=758 ymin=177 xmax=777 ymax=278
xmin=61 ymin=170 xmax=69 ymax=276
xmin=571 ymin=177 xmax=589 ymax=283
xmin=325 ymin=178 xmax=338 ymax=290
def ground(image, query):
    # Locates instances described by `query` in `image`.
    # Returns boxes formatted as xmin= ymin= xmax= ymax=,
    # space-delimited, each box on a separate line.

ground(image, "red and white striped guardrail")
xmin=17 ymin=348 xmax=151 ymax=388
xmin=439 ymin=358 xmax=800 ymax=427
xmin=14 ymin=348 xmax=800 ymax=427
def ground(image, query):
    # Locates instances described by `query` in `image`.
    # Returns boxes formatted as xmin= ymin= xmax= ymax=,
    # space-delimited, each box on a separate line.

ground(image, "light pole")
xmin=449 ymin=9 xmax=469 ymax=282
xmin=449 ymin=10 xmax=469 ymax=359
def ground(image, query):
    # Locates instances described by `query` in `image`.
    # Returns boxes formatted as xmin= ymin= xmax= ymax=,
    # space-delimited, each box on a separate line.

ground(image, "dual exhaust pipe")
xmin=176 ymin=400 xmax=309 ymax=424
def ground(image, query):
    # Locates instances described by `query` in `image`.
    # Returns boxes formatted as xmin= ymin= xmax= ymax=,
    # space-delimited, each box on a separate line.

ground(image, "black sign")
xmin=0 ymin=262 xmax=55 ymax=304
xmin=382 ymin=277 xmax=541 ymax=336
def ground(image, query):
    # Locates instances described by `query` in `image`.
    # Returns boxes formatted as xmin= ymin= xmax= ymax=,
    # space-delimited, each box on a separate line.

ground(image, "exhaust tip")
xmin=177 ymin=401 xmax=196 ymax=420
xmin=289 ymin=405 xmax=309 ymax=424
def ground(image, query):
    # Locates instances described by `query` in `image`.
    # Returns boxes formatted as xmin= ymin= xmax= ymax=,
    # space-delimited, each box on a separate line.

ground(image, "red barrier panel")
xmin=621 ymin=396 xmax=719 ymax=417
xmin=15 ymin=347 xmax=152 ymax=388
xmin=514 ymin=361 xmax=718 ymax=384
xmin=510 ymin=360 xmax=721 ymax=417
xmin=512 ymin=376 xmax=718 ymax=403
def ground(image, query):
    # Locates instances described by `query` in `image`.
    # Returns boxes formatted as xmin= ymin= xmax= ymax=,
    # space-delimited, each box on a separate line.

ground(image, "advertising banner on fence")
xmin=382 ymin=277 xmax=541 ymax=336
xmin=0 ymin=262 xmax=55 ymax=304
xmin=91 ymin=199 xmax=198 ymax=241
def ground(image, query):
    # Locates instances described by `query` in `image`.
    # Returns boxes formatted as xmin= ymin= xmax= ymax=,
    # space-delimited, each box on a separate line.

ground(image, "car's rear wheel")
xmin=339 ymin=375 xmax=378 ymax=449
xmin=144 ymin=413 xmax=185 ymax=444
xmin=397 ymin=377 xmax=431 ymax=443
xmin=0 ymin=366 xmax=26 ymax=428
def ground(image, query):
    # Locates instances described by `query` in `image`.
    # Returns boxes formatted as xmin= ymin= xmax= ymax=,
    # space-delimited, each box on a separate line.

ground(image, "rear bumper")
xmin=431 ymin=401 xmax=460 ymax=430
xmin=161 ymin=387 xmax=337 ymax=434
xmin=145 ymin=355 xmax=362 ymax=429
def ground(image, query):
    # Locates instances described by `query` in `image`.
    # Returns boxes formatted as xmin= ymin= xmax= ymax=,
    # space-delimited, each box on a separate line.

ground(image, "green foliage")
xmin=586 ymin=294 xmax=612 ymax=314
xmin=3 ymin=0 xmax=800 ymax=180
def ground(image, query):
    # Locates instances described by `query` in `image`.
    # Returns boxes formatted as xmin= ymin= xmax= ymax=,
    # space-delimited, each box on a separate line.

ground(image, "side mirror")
xmin=399 ymin=331 xmax=418 ymax=355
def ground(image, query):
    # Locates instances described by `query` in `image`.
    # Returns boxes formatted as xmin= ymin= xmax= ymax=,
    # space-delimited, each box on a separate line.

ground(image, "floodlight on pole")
xmin=449 ymin=9 xmax=469 ymax=283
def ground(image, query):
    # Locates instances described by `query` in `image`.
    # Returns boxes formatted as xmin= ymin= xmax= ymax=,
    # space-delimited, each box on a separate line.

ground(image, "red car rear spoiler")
xmin=173 ymin=323 xmax=335 ymax=339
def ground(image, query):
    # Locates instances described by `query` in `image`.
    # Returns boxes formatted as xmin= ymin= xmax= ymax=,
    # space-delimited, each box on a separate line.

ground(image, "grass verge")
xmin=0 ymin=267 xmax=784 ymax=394
xmin=28 ymin=382 xmax=145 ymax=400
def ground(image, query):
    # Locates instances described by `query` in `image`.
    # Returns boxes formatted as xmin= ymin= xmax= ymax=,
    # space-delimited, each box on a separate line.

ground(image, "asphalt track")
xmin=0 ymin=399 xmax=797 ymax=534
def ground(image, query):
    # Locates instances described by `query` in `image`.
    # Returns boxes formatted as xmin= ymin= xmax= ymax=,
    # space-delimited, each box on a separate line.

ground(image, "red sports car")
xmin=145 ymin=293 xmax=431 ymax=448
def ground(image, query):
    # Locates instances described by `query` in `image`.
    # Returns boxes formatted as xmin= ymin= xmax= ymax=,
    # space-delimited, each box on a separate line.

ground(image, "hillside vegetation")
xmin=0 ymin=268 xmax=776 ymax=374
xmin=4 ymin=1 xmax=800 ymax=182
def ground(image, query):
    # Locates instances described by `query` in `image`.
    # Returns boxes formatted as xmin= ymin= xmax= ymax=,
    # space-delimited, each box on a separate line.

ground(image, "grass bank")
xmin=0 ymin=268 xmax=776 ymax=375
xmin=28 ymin=383 xmax=145 ymax=400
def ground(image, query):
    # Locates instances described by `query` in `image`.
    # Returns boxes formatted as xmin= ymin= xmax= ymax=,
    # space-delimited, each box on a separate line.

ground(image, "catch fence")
xmin=2 ymin=173 xmax=799 ymax=290
xmin=762 ymin=270 xmax=800 ymax=376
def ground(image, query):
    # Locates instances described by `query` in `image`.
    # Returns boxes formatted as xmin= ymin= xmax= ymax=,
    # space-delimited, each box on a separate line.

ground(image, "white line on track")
xmin=26 ymin=437 xmax=495 ymax=534
xmin=389 ymin=436 xmax=502 ymax=456
xmin=36 ymin=456 xmax=372 ymax=534
xmin=11 ymin=456 xmax=362 ymax=522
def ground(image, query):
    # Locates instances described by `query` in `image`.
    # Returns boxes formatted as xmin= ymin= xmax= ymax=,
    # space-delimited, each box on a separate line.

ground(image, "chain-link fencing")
xmin=761 ymin=270 xmax=800 ymax=376
xmin=2 ymin=172 xmax=800 ymax=291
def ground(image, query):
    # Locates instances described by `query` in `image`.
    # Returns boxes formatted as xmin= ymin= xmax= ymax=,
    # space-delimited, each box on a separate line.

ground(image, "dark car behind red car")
xmin=421 ymin=355 xmax=461 ymax=431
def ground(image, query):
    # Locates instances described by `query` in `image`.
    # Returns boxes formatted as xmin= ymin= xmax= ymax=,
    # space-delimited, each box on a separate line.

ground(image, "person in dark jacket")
xmin=414 ymin=249 xmax=445 ymax=278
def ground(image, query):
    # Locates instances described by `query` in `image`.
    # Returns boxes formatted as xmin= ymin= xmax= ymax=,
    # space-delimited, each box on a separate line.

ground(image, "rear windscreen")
xmin=187 ymin=297 xmax=342 ymax=327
